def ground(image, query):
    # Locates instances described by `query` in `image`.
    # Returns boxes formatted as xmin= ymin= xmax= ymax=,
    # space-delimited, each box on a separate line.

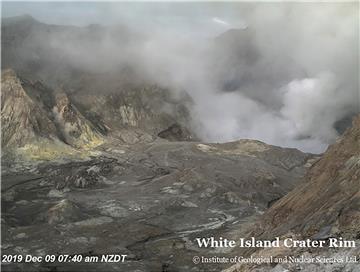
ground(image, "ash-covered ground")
xmin=2 ymin=139 xmax=314 ymax=272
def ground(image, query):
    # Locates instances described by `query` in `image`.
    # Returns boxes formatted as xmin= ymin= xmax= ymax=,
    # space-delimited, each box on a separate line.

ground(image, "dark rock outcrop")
xmin=158 ymin=123 xmax=194 ymax=141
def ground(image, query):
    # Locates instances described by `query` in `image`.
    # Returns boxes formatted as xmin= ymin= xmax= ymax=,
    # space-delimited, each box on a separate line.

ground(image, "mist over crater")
xmin=2 ymin=2 xmax=359 ymax=153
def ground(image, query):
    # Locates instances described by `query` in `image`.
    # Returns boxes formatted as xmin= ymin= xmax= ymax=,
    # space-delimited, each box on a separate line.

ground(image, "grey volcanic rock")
xmin=1 ymin=139 xmax=313 ymax=272
xmin=47 ymin=199 xmax=83 ymax=225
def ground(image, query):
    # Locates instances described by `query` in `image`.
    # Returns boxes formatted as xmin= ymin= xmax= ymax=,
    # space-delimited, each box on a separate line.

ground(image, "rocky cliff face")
xmin=1 ymin=69 xmax=58 ymax=148
xmin=224 ymin=115 xmax=360 ymax=272
xmin=260 ymin=115 xmax=360 ymax=239
xmin=1 ymin=69 xmax=103 ymax=159
xmin=1 ymin=68 xmax=195 ymax=158
xmin=1 ymin=15 xmax=196 ymax=154
xmin=52 ymin=91 xmax=103 ymax=148
xmin=70 ymin=84 xmax=193 ymax=143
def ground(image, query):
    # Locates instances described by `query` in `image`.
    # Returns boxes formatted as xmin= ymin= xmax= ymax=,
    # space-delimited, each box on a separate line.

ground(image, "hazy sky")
xmin=2 ymin=2 xmax=249 ymax=37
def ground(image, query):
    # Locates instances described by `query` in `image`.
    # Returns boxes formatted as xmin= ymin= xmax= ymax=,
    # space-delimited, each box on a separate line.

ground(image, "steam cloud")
xmin=3 ymin=2 xmax=359 ymax=153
